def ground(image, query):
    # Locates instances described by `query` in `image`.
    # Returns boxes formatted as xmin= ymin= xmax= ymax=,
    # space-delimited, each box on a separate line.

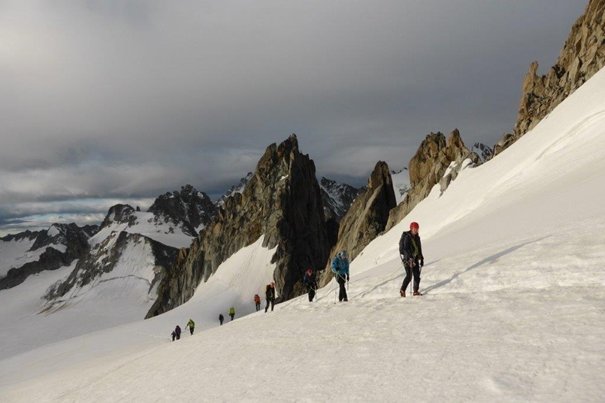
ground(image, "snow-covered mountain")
xmin=39 ymin=186 xmax=214 ymax=320
xmin=2 ymin=63 xmax=604 ymax=402
xmin=390 ymin=168 xmax=410 ymax=204
xmin=96 ymin=185 xmax=215 ymax=250
xmin=470 ymin=142 xmax=494 ymax=163
xmin=0 ymin=223 xmax=97 ymax=290
xmin=0 ymin=185 xmax=213 ymax=358
xmin=148 ymin=184 xmax=216 ymax=237
xmin=319 ymin=176 xmax=361 ymax=221
xmin=43 ymin=230 xmax=178 ymax=317
xmin=0 ymin=230 xmax=44 ymax=278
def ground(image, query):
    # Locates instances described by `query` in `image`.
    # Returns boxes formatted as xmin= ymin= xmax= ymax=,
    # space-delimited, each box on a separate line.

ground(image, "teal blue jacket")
xmin=331 ymin=256 xmax=349 ymax=278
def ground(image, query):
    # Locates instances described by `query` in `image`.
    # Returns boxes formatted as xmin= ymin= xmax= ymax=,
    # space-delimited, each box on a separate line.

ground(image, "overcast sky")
xmin=0 ymin=0 xmax=586 ymax=235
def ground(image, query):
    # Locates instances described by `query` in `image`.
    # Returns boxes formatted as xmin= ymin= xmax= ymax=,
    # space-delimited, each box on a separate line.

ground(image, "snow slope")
xmin=0 ymin=236 xmax=276 ymax=385
xmin=0 ymin=227 xmax=72 ymax=279
xmin=91 ymin=211 xmax=193 ymax=249
xmin=2 ymin=68 xmax=605 ymax=401
xmin=0 ymin=210 xmax=193 ymax=359
xmin=0 ymin=235 xmax=164 ymax=361
xmin=0 ymin=237 xmax=39 ymax=278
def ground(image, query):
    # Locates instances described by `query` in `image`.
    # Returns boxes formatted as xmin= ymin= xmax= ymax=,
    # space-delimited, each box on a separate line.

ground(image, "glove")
xmin=420 ymin=258 xmax=424 ymax=267
xmin=408 ymin=258 xmax=415 ymax=268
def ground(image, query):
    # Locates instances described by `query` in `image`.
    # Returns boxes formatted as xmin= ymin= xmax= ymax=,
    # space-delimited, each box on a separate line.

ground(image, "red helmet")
xmin=410 ymin=222 xmax=419 ymax=230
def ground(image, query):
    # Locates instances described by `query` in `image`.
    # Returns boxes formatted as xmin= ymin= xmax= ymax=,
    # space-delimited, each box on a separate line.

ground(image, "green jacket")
xmin=187 ymin=319 xmax=195 ymax=329
xmin=229 ymin=307 xmax=235 ymax=315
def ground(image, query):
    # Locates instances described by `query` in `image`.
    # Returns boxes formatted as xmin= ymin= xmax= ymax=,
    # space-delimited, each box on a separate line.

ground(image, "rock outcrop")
xmin=386 ymin=129 xmax=473 ymax=230
xmin=321 ymin=162 xmax=396 ymax=284
xmin=470 ymin=142 xmax=494 ymax=164
xmin=495 ymin=0 xmax=605 ymax=154
xmin=147 ymin=134 xmax=331 ymax=317
xmin=216 ymin=172 xmax=254 ymax=207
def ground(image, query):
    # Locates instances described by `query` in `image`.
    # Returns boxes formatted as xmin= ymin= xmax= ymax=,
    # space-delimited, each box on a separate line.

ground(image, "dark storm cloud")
xmin=0 ymin=0 xmax=585 ymax=233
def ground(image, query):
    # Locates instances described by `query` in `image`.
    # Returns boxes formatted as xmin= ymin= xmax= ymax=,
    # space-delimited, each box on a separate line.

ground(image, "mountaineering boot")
xmin=413 ymin=290 xmax=422 ymax=296
xmin=400 ymin=289 xmax=406 ymax=298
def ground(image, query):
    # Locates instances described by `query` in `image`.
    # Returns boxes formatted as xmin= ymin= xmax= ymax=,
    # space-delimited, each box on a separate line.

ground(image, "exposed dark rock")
xmin=321 ymin=161 xmax=396 ymax=285
xmin=44 ymin=232 xmax=178 ymax=308
xmin=470 ymin=142 xmax=495 ymax=164
xmin=101 ymin=204 xmax=137 ymax=228
xmin=147 ymin=134 xmax=331 ymax=317
xmin=386 ymin=129 xmax=472 ymax=230
xmin=495 ymin=0 xmax=605 ymax=154
xmin=216 ymin=172 xmax=254 ymax=207
xmin=0 ymin=224 xmax=92 ymax=290
xmin=319 ymin=177 xmax=361 ymax=222
xmin=148 ymin=185 xmax=217 ymax=236
xmin=0 ymin=230 xmax=42 ymax=243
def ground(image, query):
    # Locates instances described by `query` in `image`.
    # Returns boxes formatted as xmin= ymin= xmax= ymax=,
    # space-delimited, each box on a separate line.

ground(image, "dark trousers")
xmin=307 ymin=287 xmax=316 ymax=302
xmin=401 ymin=262 xmax=421 ymax=292
xmin=265 ymin=299 xmax=274 ymax=312
xmin=229 ymin=313 xmax=235 ymax=321
xmin=189 ymin=327 xmax=194 ymax=335
xmin=337 ymin=276 xmax=348 ymax=302
xmin=219 ymin=319 xmax=223 ymax=325
xmin=255 ymin=302 xmax=261 ymax=311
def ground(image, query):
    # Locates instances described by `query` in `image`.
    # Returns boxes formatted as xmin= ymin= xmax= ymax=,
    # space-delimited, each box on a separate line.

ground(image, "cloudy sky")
xmin=0 ymin=0 xmax=585 ymax=234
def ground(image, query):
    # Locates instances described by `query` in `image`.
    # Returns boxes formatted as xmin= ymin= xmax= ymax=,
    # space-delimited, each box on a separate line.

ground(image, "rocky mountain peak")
xmin=322 ymin=161 xmax=396 ymax=282
xmin=495 ymin=0 xmax=605 ymax=154
xmin=445 ymin=129 xmax=467 ymax=162
xmin=148 ymin=185 xmax=216 ymax=236
xmin=387 ymin=129 xmax=473 ymax=230
xmin=147 ymin=134 xmax=331 ymax=317
xmin=101 ymin=204 xmax=137 ymax=228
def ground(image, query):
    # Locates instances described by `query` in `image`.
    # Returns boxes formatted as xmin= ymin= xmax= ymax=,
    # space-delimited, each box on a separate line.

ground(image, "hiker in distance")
xmin=186 ymin=318 xmax=195 ymax=335
xmin=229 ymin=306 xmax=236 ymax=321
xmin=254 ymin=294 xmax=261 ymax=311
xmin=399 ymin=221 xmax=424 ymax=297
xmin=219 ymin=314 xmax=224 ymax=326
xmin=265 ymin=282 xmax=276 ymax=313
xmin=171 ymin=325 xmax=182 ymax=341
xmin=303 ymin=267 xmax=317 ymax=302
xmin=331 ymin=250 xmax=349 ymax=302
